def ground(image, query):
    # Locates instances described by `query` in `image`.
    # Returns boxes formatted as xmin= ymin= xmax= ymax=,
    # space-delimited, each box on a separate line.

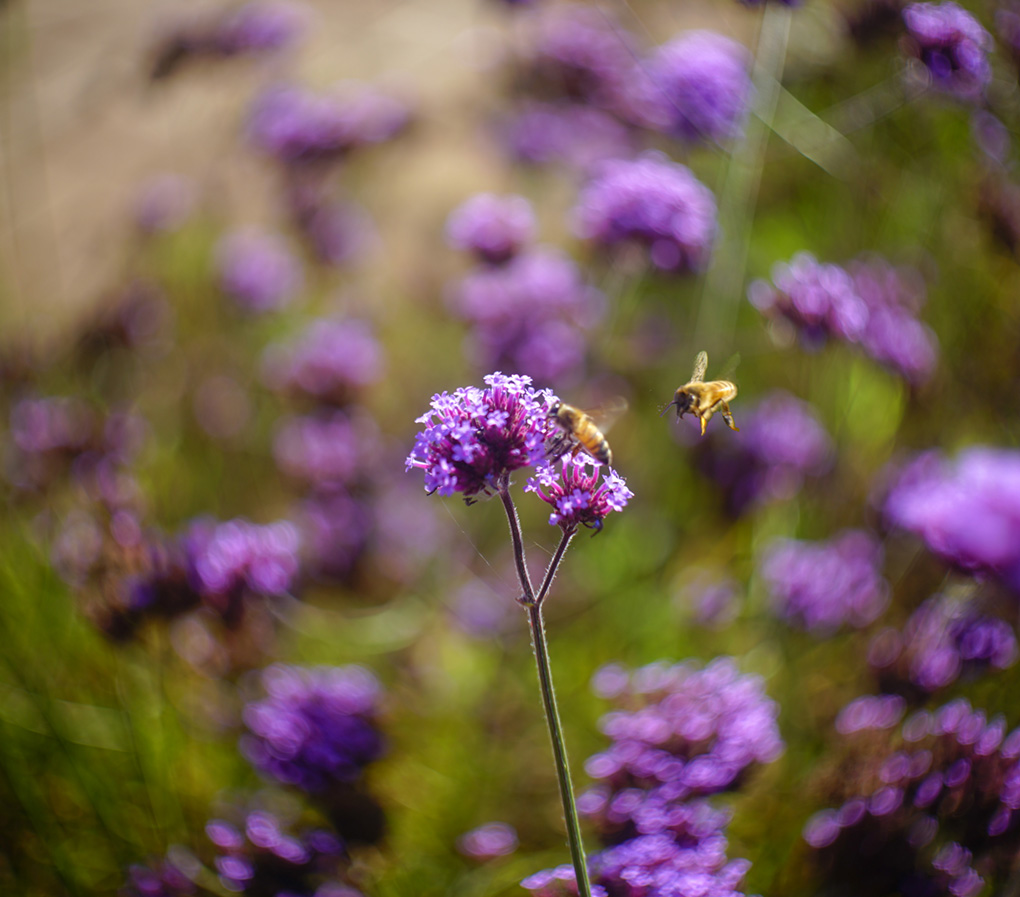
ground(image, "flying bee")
xmin=547 ymin=396 xmax=628 ymax=466
xmin=660 ymin=351 xmax=739 ymax=436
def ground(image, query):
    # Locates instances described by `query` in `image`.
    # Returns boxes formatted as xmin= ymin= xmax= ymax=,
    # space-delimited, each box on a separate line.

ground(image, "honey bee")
xmin=547 ymin=397 xmax=628 ymax=466
xmin=661 ymin=351 xmax=739 ymax=436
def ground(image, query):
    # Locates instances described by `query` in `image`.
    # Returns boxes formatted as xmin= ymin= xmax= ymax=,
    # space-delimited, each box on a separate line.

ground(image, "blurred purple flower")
xmin=696 ymin=391 xmax=833 ymax=515
xmin=121 ymin=854 xmax=196 ymax=897
xmin=457 ymin=822 xmax=519 ymax=859
xmin=805 ymin=696 xmax=1020 ymax=894
xmin=524 ymin=4 xmax=637 ymax=112
xmin=294 ymin=490 xmax=371 ymax=582
xmin=406 ymin=372 xmax=555 ymax=500
xmin=274 ymin=411 xmax=375 ymax=490
xmin=869 ymin=594 xmax=1018 ymax=693
xmin=835 ymin=694 xmax=907 ymax=734
xmin=207 ymin=809 xmax=351 ymax=895
xmin=213 ymin=1 xmax=308 ymax=55
xmin=627 ymin=32 xmax=753 ymax=144
xmin=450 ymin=575 xmax=518 ymax=638
xmin=451 ymin=246 xmax=605 ymax=383
xmin=133 ymin=174 xmax=196 ymax=236
xmin=242 ymin=664 xmax=384 ymax=792
xmin=248 ymin=82 xmax=410 ymax=164
xmin=525 ymin=455 xmax=632 ymax=532
xmin=216 ymin=230 xmax=303 ymax=313
xmin=762 ymin=529 xmax=890 ymax=633
xmin=500 ymin=102 xmax=638 ymax=171
xmin=882 ymin=447 xmax=1020 ymax=594
xmin=902 ymin=2 xmax=991 ymax=101
xmin=676 ymin=573 xmax=742 ymax=629
xmin=573 ymin=153 xmax=717 ymax=273
xmin=748 ymin=252 xmax=938 ymax=384
xmin=263 ymin=318 xmax=385 ymax=404
xmin=446 ymin=193 xmax=537 ymax=265
xmin=184 ymin=517 xmax=301 ymax=602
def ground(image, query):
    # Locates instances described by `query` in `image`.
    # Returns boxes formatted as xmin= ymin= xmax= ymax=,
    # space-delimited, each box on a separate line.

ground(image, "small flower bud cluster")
xmin=761 ymin=529 xmax=890 ymax=633
xmin=446 ymin=195 xmax=605 ymax=384
xmin=241 ymin=664 xmax=385 ymax=793
xmin=524 ymin=659 xmax=783 ymax=896
xmin=882 ymin=447 xmax=1020 ymax=595
xmin=749 ymin=253 xmax=938 ymax=384
xmin=573 ymin=153 xmax=717 ymax=274
xmin=695 ymin=391 xmax=833 ymax=515
xmin=804 ymin=697 xmax=1020 ymax=895
xmin=869 ymin=594 xmax=1018 ymax=694
xmin=902 ymin=2 xmax=992 ymax=101
xmin=526 ymin=455 xmax=632 ymax=532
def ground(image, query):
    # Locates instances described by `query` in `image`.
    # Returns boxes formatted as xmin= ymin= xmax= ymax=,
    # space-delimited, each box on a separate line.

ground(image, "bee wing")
xmin=691 ymin=351 xmax=708 ymax=383
xmin=586 ymin=396 xmax=629 ymax=436
xmin=717 ymin=352 xmax=741 ymax=382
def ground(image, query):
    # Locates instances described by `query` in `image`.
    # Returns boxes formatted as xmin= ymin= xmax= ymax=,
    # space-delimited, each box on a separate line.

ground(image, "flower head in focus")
xmin=406 ymin=372 xmax=555 ymax=500
xmin=526 ymin=455 xmax=633 ymax=533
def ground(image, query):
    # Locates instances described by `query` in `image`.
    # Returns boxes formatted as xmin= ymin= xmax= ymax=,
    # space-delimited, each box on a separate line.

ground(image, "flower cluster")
xmin=902 ymin=2 xmax=992 ymax=101
xmin=262 ymin=319 xmax=385 ymax=404
xmin=524 ymin=659 xmax=782 ymax=897
xmin=804 ymin=697 xmax=1020 ymax=896
xmin=247 ymin=82 xmax=410 ymax=165
xmin=206 ymin=809 xmax=360 ymax=896
xmin=273 ymin=411 xmax=376 ymax=491
xmin=626 ymin=32 xmax=753 ymax=144
xmin=573 ymin=153 xmax=718 ymax=273
xmin=748 ymin=252 xmax=938 ymax=384
xmin=283 ymin=182 xmax=376 ymax=268
xmin=406 ymin=372 xmax=554 ymax=499
xmin=216 ymin=230 xmax=303 ymax=313
xmin=695 ymin=391 xmax=833 ymax=515
xmin=882 ymin=447 xmax=1020 ymax=594
xmin=526 ymin=455 xmax=632 ymax=532
xmin=241 ymin=664 xmax=385 ymax=793
xmin=445 ymin=193 xmax=537 ymax=265
xmin=121 ymin=853 xmax=197 ymax=897
xmin=456 ymin=822 xmax=520 ymax=860
xmin=450 ymin=246 xmax=605 ymax=383
xmin=869 ymin=594 xmax=1018 ymax=694
xmin=761 ymin=529 xmax=890 ymax=633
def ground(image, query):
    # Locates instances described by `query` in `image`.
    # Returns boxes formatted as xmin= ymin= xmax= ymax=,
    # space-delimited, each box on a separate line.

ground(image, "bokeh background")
xmin=3 ymin=0 xmax=1020 ymax=894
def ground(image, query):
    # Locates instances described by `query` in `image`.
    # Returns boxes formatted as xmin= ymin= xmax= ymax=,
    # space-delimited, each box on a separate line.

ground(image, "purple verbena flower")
xmin=748 ymin=252 xmax=938 ymax=384
xmin=500 ymin=102 xmax=638 ymax=171
xmin=451 ymin=246 xmax=605 ymax=383
xmin=207 ymin=809 xmax=351 ymax=895
xmin=133 ymin=173 xmax=196 ymax=236
xmin=263 ymin=318 xmax=385 ymax=404
xmin=121 ymin=854 xmax=196 ymax=896
xmin=869 ymin=594 xmax=1018 ymax=693
xmin=241 ymin=664 xmax=385 ymax=792
xmin=248 ymin=82 xmax=410 ymax=164
xmin=213 ymin=1 xmax=308 ymax=55
xmin=273 ymin=411 xmax=375 ymax=490
xmin=573 ymin=153 xmax=717 ymax=273
xmin=294 ymin=490 xmax=371 ymax=583
xmin=627 ymin=32 xmax=754 ymax=144
xmin=457 ymin=822 xmax=519 ymax=859
xmin=184 ymin=518 xmax=301 ymax=601
xmin=525 ymin=455 xmax=633 ymax=532
xmin=882 ymin=448 xmax=1020 ymax=594
xmin=406 ymin=372 xmax=555 ymax=500
xmin=216 ymin=230 xmax=303 ymax=313
xmin=446 ymin=193 xmax=537 ymax=265
xmin=903 ymin=2 xmax=992 ymax=101
xmin=762 ymin=529 xmax=890 ymax=633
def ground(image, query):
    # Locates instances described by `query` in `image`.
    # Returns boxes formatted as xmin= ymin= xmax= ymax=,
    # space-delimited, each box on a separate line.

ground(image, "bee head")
xmin=548 ymin=400 xmax=562 ymax=419
xmin=659 ymin=389 xmax=693 ymax=420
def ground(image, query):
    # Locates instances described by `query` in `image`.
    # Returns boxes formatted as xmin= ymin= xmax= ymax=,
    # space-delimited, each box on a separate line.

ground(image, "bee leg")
xmin=722 ymin=403 xmax=739 ymax=432
xmin=699 ymin=415 xmax=707 ymax=436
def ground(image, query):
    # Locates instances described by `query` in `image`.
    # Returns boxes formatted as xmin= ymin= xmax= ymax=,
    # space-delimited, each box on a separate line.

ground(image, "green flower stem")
xmin=499 ymin=487 xmax=591 ymax=895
